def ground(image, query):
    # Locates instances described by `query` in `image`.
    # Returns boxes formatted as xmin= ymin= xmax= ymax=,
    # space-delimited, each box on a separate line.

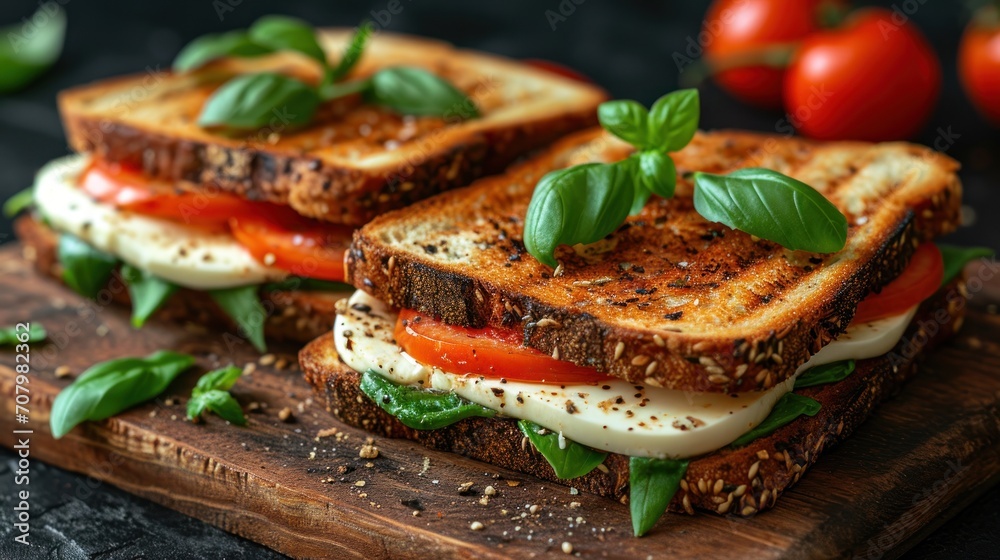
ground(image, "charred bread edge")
xmin=15 ymin=215 xmax=340 ymax=344
xmin=300 ymin=277 xmax=967 ymax=519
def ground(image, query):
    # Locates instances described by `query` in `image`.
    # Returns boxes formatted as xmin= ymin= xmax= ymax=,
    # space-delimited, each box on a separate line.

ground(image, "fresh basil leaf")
xmin=193 ymin=365 xmax=242 ymax=395
xmin=50 ymin=351 xmax=195 ymax=438
xmin=794 ymin=360 xmax=855 ymax=389
xmin=326 ymin=22 xmax=372 ymax=83
xmin=0 ymin=323 xmax=46 ymax=345
xmin=208 ymin=285 xmax=267 ymax=352
xmin=319 ymin=77 xmax=372 ymax=101
xmin=629 ymin=150 xmax=677 ymax=214
xmin=597 ymin=100 xmax=650 ymax=147
xmin=937 ymin=244 xmax=994 ymax=286
xmin=524 ymin=161 xmax=636 ymax=268
xmin=730 ymin=392 xmax=821 ymax=448
xmin=693 ymin=168 xmax=848 ymax=253
xmin=121 ymin=265 xmax=178 ymax=328
xmin=264 ymin=277 xmax=354 ymax=292
xmin=173 ymin=31 xmax=273 ymax=72
xmin=248 ymin=15 xmax=326 ymax=65
xmin=187 ymin=389 xmax=246 ymax=425
xmin=58 ymin=234 xmax=120 ymax=299
xmin=359 ymin=370 xmax=495 ymax=430
xmin=198 ymin=72 xmax=320 ymax=131
xmin=647 ymin=89 xmax=700 ymax=152
xmin=517 ymin=420 xmax=607 ymax=480
xmin=629 ymin=457 xmax=688 ymax=537
xmin=369 ymin=66 xmax=479 ymax=118
xmin=3 ymin=188 xmax=33 ymax=218
xmin=0 ymin=4 xmax=65 ymax=94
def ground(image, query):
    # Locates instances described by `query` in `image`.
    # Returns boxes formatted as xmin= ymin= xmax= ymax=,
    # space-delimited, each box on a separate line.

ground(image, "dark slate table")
xmin=0 ymin=0 xmax=996 ymax=558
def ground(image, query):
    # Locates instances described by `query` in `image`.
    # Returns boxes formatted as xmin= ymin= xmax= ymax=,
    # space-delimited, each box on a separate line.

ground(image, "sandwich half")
xmin=301 ymin=127 xmax=966 ymax=532
xmin=14 ymin=29 xmax=605 ymax=349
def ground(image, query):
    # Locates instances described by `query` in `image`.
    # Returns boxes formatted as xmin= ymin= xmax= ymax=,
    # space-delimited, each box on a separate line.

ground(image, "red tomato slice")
xmin=852 ymin=243 xmax=943 ymax=324
xmin=229 ymin=210 xmax=352 ymax=281
xmin=395 ymin=309 xmax=613 ymax=384
xmin=523 ymin=59 xmax=593 ymax=83
xmin=80 ymin=161 xmax=259 ymax=227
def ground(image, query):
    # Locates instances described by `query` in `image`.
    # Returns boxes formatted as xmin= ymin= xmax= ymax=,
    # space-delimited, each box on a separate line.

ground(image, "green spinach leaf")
xmin=198 ymin=72 xmax=321 ymax=131
xmin=597 ymin=100 xmax=649 ymax=147
xmin=58 ymin=234 xmax=120 ymax=299
xmin=646 ymin=89 xmax=700 ymax=152
xmin=208 ymin=285 xmax=267 ymax=352
xmin=629 ymin=457 xmax=688 ymax=537
xmin=517 ymin=420 xmax=607 ymax=480
xmin=794 ymin=360 xmax=855 ymax=389
xmin=248 ymin=15 xmax=326 ymax=65
xmin=937 ymin=244 xmax=994 ymax=286
xmin=730 ymin=392 xmax=821 ymax=448
xmin=3 ymin=188 xmax=33 ymax=218
xmin=369 ymin=66 xmax=478 ymax=118
xmin=0 ymin=323 xmax=46 ymax=345
xmin=359 ymin=370 xmax=495 ymax=430
xmin=121 ymin=265 xmax=179 ymax=328
xmin=186 ymin=365 xmax=246 ymax=425
xmin=173 ymin=31 xmax=272 ymax=72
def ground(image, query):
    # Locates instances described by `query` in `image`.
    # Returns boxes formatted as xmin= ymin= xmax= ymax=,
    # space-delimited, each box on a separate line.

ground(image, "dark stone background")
xmin=0 ymin=0 xmax=996 ymax=558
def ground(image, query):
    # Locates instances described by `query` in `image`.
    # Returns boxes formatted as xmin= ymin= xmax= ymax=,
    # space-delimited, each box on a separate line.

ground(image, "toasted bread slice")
xmin=347 ymin=128 xmax=962 ymax=392
xmin=301 ymin=278 xmax=966 ymax=518
xmin=15 ymin=216 xmax=346 ymax=345
xmin=58 ymin=30 xmax=606 ymax=225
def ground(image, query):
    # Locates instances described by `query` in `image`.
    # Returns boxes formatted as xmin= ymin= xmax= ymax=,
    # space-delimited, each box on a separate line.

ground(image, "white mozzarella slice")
xmin=335 ymin=290 xmax=916 ymax=459
xmin=33 ymin=155 xmax=288 ymax=290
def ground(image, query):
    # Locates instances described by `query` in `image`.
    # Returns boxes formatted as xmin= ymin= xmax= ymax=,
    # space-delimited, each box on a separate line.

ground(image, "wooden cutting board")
xmin=1 ymin=244 xmax=999 ymax=559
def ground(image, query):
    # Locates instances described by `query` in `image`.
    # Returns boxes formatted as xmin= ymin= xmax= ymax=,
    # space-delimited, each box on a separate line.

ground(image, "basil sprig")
xmin=0 ymin=323 xmax=46 ymax=345
xmin=937 ymin=244 xmax=994 ymax=286
xmin=359 ymin=370 xmax=495 ymax=430
xmin=50 ymin=351 xmax=195 ymax=438
xmin=524 ymin=89 xmax=848 ymax=267
xmin=730 ymin=393 xmax=821 ymax=448
xmin=58 ymin=234 xmax=118 ymax=300
xmin=794 ymin=360 xmax=855 ymax=389
xmin=208 ymin=285 xmax=268 ymax=353
xmin=629 ymin=457 xmax=688 ymax=537
xmin=187 ymin=365 xmax=246 ymax=425
xmin=121 ymin=264 xmax=179 ymax=328
xmin=3 ymin=188 xmax=33 ymax=218
xmin=177 ymin=18 xmax=477 ymax=132
xmin=517 ymin=420 xmax=607 ymax=479
xmin=0 ymin=4 xmax=65 ymax=94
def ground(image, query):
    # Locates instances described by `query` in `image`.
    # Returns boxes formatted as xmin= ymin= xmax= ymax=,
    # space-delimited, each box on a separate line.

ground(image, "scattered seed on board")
xmin=470 ymin=521 xmax=484 ymax=531
xmin=561 ymin=542 xmax=574 ymax=554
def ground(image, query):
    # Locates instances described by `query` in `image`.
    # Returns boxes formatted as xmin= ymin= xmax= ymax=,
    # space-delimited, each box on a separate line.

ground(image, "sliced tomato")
xmin=523 ymin=58 xmax=593 ymax=83
xmin=852 ymin=243 xmax=943 ymax=324
xmin=80 ymin=160 xmax=261 ymax=227
xmin=229 ymin=209 xmax=352 ymax=281
xmin=394 ymin=309 xmax=613 ymax=384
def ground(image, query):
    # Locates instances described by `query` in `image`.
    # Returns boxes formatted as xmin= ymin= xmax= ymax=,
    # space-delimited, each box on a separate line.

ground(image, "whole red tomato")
xmin=959 ymin=7 xmax=1000 ymax=124
xmin=703 ymin=0 xmax=835 ymax=109
xmin=783 ymin=8 xmax=941 ymax=141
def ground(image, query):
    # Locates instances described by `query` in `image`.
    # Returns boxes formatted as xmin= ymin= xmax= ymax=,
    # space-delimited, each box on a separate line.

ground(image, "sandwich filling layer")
xmin=334 ymin=289 xmax=916 ymax=458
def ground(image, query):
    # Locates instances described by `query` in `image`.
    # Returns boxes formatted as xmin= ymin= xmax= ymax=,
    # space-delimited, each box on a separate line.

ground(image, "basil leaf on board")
xmin=318 ymin=77 xmax=373 ymax=101
xmin=187 ymin=389 xmax=247 ymax=425
xmin=58 ymin=234 xmax=120 ymax=299
xmin=359 ymin=370 xmax=495 ymax=430
xmin=937 ymin=244 xmax=994 ymax=286
xmin=208 ymin=285 xmax=267 ymax=352
xmin=198 ymin=72 xmax=321 ymax=131
xmin=247 ymin=15 xmax=326 ymax=65
xmin=369 ymin=66 xmax=479 ymax=118
xmin=3 ymin=188 xmax=33 ymax=218
xmin=794 ymin=360 xmax=855 ymax=389
xmin=50 ymin=351 xmax=195 ymax=438
xmin=0 ymin=323 xmax=46 ymax=345
xmin=121 ymin=265 xmax=179 ymax=328
xmin=646 ymin=89 xmax=700 ymax=152
xmin=629 ymin=150 xmax=677 ymax=214
xmin=517 ymin=420 xmax=607 ymax=480
xmin=172 ymin=31 xmax=273 ymax=72
xmin=629 ymin=457 xmax=689 ymax=537
xmin=0 ymin=4 xmax=65 ymax=94
xmin=193 ymin=364 xmax=243 ymax=394
xmin=692 ymin=168 xmax=848 ymax=254
xmin=263 ymin=277 xmax=354 ymax=292
xmin=597 ymin=100 xmax=650 ymax=148
xmin=326 ymin=22 xmax=372 ymax=83
xmin=524 ymin=162 xmax=636 ymax=268
xmin=730 ymin=393 xmax=821 ymax=448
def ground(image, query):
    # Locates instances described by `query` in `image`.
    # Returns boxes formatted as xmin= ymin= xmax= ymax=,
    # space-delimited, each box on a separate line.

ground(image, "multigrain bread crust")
xmin=347 ymin=129 xmax=962 ymax=393
xmin=15 ymin=216 xmax=345 ymax=344
xmin=58 ymin=30 xmax=606 ymax=225
xmin=301 ymin=279 xmax=967 ymax=518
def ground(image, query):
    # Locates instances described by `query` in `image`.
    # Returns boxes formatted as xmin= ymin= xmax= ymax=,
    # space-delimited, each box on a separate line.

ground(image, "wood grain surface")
xmin=1 ymin=244 xmax=999 ymax=559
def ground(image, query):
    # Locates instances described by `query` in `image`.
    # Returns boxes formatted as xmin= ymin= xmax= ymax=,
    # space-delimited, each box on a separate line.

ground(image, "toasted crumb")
xmin=505 ymin=480 xmax=521 ymax=487
xmin=484 ymin=485 xmax=497 ymax=496
xmin=458 ymin=481 xmax=474 ymax=494
xmin=569 ymin=501 xmax=581 ymax=509
xmin=470 ymin=521 xmax=484 ymax=531
xmin=164 ymin=397 xmax=179 ymax=406
xmin=529 ymin=504 xmax=540 ymax=514
xmin=317 ymin=427 xmax=340 ymax=439
xmin=242 ymin=362 xmax=257 ymax=375
xmin=278 ymin=407 xmax=294 ymax=422
xmin=359 ymin=444 xmax=379 ymax=459
xmin=275 ymin=358 xmax=289 ymax=370
xmin=355 ymin=480 xmax=366 ymax=487
xmin=561 ymin=542 xmax=573 ymax=554
xmin=259 ymin=353 xmax=277 ymax=366
xmin=412 ymin=510 xmax=420 ymax=517
xmin=479 ymin=496 xmax=490 ymax=506
xmin=54 ymin=366 xmax=73 ymax=378
xmin=308 ymin=451 xmax=316 ymax=460
xmin=246 ymin=402 xmax=263 ymax=413
xmin=95 ymin=325 xmax=109 ymax=337
xmin=967 ymin=337 xmax=983 ymax=349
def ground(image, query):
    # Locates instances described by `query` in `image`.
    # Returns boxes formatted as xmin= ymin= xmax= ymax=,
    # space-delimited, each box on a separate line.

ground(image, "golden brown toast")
xmin=300 ymin=278 xmax=966 ymax=518
xmin=58 ymin=30 xmax=606 ymax=225
xmin=16 ymin=216 xmax=346 ymax=345
xmin=347 ymin=128 xmax=962 ymax=392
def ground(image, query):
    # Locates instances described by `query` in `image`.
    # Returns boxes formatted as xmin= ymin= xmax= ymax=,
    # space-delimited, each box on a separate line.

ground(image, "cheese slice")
xmin=334 ymin=290 xmax=916 ymax=459
xmin=33 ymin=155 xmax=288 ymax=290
